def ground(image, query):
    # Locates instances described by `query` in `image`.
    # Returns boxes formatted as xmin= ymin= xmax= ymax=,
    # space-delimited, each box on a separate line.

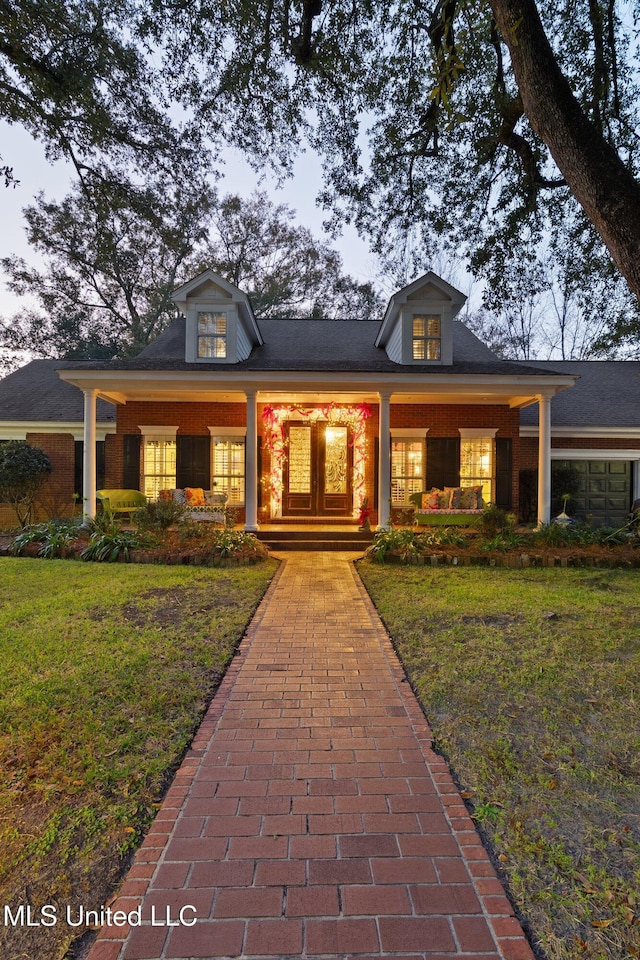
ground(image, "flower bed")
xmin=1 ymin=518 xmax=270 ymax=567
xmin=364 ymin=522 xmax=640 ymax=568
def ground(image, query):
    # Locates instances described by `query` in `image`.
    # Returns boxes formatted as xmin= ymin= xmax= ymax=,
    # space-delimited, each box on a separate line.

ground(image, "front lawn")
xmin=358 ymin=563 xmax=640 ymax=960
xmin=0 ymin=557 xmax=278 ymax=960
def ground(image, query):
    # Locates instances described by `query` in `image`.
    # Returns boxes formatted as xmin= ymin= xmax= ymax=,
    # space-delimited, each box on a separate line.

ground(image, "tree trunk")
xmin=489 ymin=0 xmax=640 ymax=302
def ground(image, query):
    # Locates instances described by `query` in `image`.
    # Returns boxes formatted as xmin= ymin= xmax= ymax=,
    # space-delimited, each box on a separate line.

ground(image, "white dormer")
xmin=375 ymin=272 xmax=467 ymax=366
xmin=172 ymin=269 xmax=263 ymax=364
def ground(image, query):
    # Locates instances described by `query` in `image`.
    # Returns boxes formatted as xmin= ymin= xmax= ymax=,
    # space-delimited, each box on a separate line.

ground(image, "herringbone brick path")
xmin=87 ymin=552 xmax=533 ymax=960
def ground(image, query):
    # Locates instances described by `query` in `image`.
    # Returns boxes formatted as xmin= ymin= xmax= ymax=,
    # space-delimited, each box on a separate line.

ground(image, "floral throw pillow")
xmin=185 ymin=486 xmax=206 ymax=507
xmin=459 ymin=487 xmax=477 ymax=509
xmin=422 ymin=490 xmax=440 ymax=510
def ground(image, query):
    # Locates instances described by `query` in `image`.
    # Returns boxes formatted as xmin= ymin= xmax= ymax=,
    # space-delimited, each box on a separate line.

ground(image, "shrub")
xmin=81 ymin=529 xmax=147 ymax=563
xmin=0 ymin=441 xmax=51 ymax=528
xmin=134 ymin=499 xmax=186 ymax=531
xmin=474 ymin=504 xmax=513 ymax=537
xmin=10 ymin=519 xmax=81 ymax=558
xmin=206 ymin=530 xmax=269 ymax=565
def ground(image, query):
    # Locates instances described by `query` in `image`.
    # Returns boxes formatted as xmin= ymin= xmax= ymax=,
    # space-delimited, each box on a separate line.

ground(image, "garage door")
xmin=554 ymin=459 xmax=632 ymax=528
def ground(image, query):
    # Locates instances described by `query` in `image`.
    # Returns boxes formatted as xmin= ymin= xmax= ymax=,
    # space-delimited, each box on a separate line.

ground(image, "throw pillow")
xmin=459 ymin=487 xmax=477 ymax=509
xmin=158 ymin=489 xmax=172 ymax=501
xmin=437 ymin=490 xmax=451 ymax=509
xmin=472 ymin=484 xmax=484 ymax=508
xmin=422 ymin=490 xmax=440 ymax=510
xmin=445 ymin=486 xmax=463 ymax=508
xmin=172 ymin=488 xmax=186 ymax=505
xmin=185 ymin=486 xmax=206 ymax=506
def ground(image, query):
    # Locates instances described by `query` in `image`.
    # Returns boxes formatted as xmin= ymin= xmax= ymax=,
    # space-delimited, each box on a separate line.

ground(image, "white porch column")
xmin=244 ymin=390 xmax=259 ymax=532
xmin=378 ymin=391 xmax=392 ymax=528
xmin=83 ymin=389 xmax=98 ymax=520
xmin=537 ymin=393 xmax=552 ymax=526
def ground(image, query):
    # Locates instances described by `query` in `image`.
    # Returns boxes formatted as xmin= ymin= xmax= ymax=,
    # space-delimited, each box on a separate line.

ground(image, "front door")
xmin=283 ymin=422 xmax=352 ymax=516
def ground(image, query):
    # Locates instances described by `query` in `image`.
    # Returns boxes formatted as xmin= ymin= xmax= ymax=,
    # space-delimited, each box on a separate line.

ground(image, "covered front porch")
xmin=56 ymin=366 xmax=576 ymax=530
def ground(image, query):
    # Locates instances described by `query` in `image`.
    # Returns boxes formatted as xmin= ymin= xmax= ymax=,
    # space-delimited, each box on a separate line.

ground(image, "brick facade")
xmin=5 ymin=403 xmax=638 ymax=530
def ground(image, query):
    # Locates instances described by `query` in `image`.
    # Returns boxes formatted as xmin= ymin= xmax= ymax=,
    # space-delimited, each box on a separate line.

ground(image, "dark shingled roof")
xmin=519 ymin=360 xmax=640 ymax=428
xmin=0 ymin=359 xmax=116 ymax=423
xmin=59 ymin=316 xmax=564 ymax=378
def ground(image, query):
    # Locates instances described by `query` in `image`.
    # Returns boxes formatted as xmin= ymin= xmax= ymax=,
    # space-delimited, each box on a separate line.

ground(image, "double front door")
xmin=283 ymin=421 xmax=352 ymax=516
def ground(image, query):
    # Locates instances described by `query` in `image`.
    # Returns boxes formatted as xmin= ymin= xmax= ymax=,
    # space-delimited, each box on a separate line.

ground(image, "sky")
xmin=0 ymin=119 xmax=385 ymax=322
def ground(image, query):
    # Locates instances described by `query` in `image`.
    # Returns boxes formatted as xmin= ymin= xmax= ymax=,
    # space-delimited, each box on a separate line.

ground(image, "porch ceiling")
xmin=56 ymin=368 xmax=577 ymax=408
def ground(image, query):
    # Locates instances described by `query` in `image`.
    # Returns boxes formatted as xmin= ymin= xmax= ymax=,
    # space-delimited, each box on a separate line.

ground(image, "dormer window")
xmin=412 ymin=315 xmax=441 ymax=360
xmin=198 ymin=311 xmax=227 ymax=359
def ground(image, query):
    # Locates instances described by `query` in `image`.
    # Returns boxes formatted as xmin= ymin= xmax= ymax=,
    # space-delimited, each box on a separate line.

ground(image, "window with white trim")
xmin=460 ymin=437 xmax=495 ymax=502
xmin=391 ymin=439 xmax=424 ymax=504
xmin=143 ymin=437 xmax=177 ymax=499
xmin=212 ymin=437 xmax=245 ymax=504
xmin=412 ymin=314 xmax=441 ymax=360
xmin=197 ymin=311 xmax=227 ymax=358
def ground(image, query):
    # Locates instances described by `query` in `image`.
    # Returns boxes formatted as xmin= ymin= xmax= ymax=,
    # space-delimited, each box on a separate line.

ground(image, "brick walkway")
xmin=88 ymin=552 xmax=533 ymax=960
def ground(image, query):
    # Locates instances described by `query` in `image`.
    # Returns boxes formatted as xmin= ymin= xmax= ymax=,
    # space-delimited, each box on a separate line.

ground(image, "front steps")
xmin=256 ymin=528 xmax=374 ymax=552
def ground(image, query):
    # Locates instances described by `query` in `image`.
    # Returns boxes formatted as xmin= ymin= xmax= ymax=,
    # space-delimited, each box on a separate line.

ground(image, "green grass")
xmin=357 ymin=563 xmax=640 ymax=960
xmin=0 ymin=557 xmax=278 ymax=960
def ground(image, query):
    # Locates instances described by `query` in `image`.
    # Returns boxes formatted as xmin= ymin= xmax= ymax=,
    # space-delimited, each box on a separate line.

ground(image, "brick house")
xmin=2 ymin=270 xmax=638 ymax=529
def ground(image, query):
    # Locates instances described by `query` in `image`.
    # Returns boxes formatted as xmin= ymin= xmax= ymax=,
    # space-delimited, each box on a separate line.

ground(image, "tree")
xmin=0 ymin=0 xmax=193 ymax=182
xmin=0 ymin=170 xmax=216 ymax=360
xmin=141 ymin=0 xmax=640 ymax=326
xmin=0 ymin=440 xmax=51 ymax=527
xmin=0 ymin=188 xmax=383 ymax=366
xmin=199 ymin=192 xmax=383 ymax=319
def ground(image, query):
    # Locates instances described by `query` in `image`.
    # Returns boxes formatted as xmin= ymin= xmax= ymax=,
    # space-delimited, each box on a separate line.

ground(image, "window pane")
xmin=213 ymin=438 xmax=245 ymax=503
xmin=412 ymin=314 xmax=441 ymax=361
xmin=198 ymin=312 xmax=227 ymax=358
xmin=391 ymin=439 xmax=424 ymax=504
xmin=460 ymin=438 xmax=494 ymax=502
xmin=198 ymin=335 xmax=227 ymax=358
xmin=143 ymin=438 xmax=176 ymax=500
xmin=198 ymin=312 xmax=226 ymax=335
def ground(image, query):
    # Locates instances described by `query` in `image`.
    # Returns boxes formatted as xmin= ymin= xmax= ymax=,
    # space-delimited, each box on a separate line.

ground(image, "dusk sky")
xmin=0 ymin=118 xmax=382 ymax=325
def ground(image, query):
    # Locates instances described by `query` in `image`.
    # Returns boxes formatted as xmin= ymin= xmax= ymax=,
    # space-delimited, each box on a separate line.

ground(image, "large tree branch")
xmin=489 ymin=0 xmax=640 ymax=302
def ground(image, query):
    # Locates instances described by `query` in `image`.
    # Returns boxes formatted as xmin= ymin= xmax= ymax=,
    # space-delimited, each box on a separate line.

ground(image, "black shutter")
xmin=74 ymin=441 xmax=83 ymax=496
xmin=74 ymin=440 xmax=106 ymax=496
xmin=495 ymin=437 xmax=513 ymax=510
xmin=426 ymin=438 xmax=460 ymax=489
xmin=176 ymin=436 xmax=211 ymax=489
xmin=123 ymin=435 xmax=141 ymax=489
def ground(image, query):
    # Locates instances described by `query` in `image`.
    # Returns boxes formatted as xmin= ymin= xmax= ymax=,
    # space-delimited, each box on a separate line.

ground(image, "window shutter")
xmin=177 ymin=436 xmax=211 ymax=489
xmin=123 ymin=435 xmax=141 ymax=489
xmin=75 ymin=440 xmax=106 ymax=495
xmin=495 ymin=437 xmax=512 ymax=510
xmin=426 ymin=438 xmax=460 ymax=489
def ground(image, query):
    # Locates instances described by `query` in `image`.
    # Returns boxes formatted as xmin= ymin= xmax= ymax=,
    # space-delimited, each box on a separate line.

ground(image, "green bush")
xmin=10 ymin=519 xmax=81 ymax=558
xmin=81 ymin=529 xmax=148 ymax=563
xmin=134 ymin=499 xmax=186 ymax=531
xmin=0 ymin=441 xmax=51 ymax=528
xmin=474 ymin=504 xmax=514 ymax=537
xmin=206 ymin=530 xmax=268 ymax=565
